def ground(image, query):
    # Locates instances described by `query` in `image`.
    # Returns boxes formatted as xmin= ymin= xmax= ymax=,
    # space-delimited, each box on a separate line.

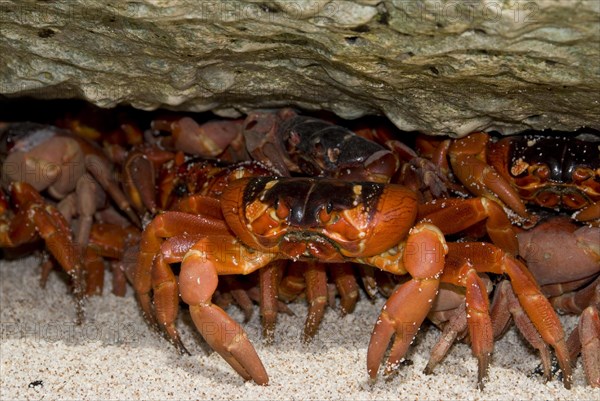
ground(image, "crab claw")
xmin=366 ymin=223 xmax=447 ymax=379
xmin=367 ymin=278 xmax=440 ymax=378
xmin=189 ymin=304 xmax=268 ymax=385
xmin=180 ymin=244 xmax=269 ymax=385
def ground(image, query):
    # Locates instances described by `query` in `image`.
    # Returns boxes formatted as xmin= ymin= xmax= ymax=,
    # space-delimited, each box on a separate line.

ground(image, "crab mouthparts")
xmin=278 ymin=232 xmax=345 ymax=262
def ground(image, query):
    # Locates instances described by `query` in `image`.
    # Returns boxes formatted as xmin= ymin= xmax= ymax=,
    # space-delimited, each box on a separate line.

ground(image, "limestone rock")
xmin=1 ymin=0 xmax=599 ymax=135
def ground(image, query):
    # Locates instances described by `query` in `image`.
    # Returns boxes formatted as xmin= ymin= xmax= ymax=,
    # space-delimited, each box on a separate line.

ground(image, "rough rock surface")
xmin=1 ymin=0 xmax=599 ymax=135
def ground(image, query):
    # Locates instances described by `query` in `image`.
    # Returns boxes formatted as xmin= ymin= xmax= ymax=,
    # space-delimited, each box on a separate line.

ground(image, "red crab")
xmin=417 ymin=132 xmax=600 ymax=224
xmin=132 ymin=175 xmax=572 ymax=389
xmin=1 ymin=122 xmax=141 ymax=316
xmin=514 ymin=217 xmax=599 ymax=387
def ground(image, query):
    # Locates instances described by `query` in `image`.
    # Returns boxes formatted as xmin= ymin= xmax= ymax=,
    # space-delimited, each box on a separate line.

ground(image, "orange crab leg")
xmin=490 ymin=280 xmax=553 ymax=382
xmin=110 ymin=261 xmax=127 ymax=297
xmin=445 ymin=242 xmax=573 ymax=389
xmin=427 ymin=254 xmax=494 ymax=389
xmin=146 ymin=194 xmax=275 ymax=349
xmin=155 ymin=231 xmax=260 ymax=355
xmin=330 ymin=263 xmax=360 ymax=315
xmin=174 ymin=194 xmax=223 ymax=218
xmin=33 ymin=207 xmax=83 ymax=283
xmin=133 ymin=211 xmax=230 ymax=326
xmin=84 ymin=247 xmax=105 ymax=296
xmin=259 ymin=261 xmax=285 ymax=342
xmin=222 ymin=275 xmax=255 ymax=322
xmin=248 ymin=285 xmax=294 ymax=311
xmin=415 ymin=134 xmax=451 ymax=172
xmin=419 ymin=197 xmax=519 ymax=255
xmin=429 ymin=139 xmax=451 ymax=174
xmin=137 ymin=196 xmax=236 ymax=350
xmin=122 ymin=147 xmax=174 ymax=215
xmin=2 ymin=185 xmax=69 ymax=246
xmin=73 ymin=175 xmax=103 ymax=248
xmin=449 ymin=132 xmax=528 ymax=218
xmin=85 ymin=154 xmax=141 ymax=228
xmin=1 ymin=206 xmax=37 ymax=244
xmin=302 ymin=261 xmax=328 ymax=342
xmin=278 ymin=262 xmax=306 ymax=302
xmin=464 ymin=267 xmax=493 ymax=388
xmin=2 ymin=182 xmax=85 ymax=321
xmin=366 ymin=223 xmax=447 ymax=379
xmin=124 ymin=153 xmax=157 ymax=215
xmin=179 ymin=235 xmax=278 ymax=385
xmin=87 ymin=223 xmax=140 ymax=296
xmin=39 ymin=257 xmax=53 ymax=289
xmin=550 ymin=276 xmax=600 ymax=314
xmin=88 ymin=223 xmax=140 ymax=260
xmin=424 ymin=301 xmax=467 ymax=376
xmin=151 ymin=248 xmax=191 ymax=356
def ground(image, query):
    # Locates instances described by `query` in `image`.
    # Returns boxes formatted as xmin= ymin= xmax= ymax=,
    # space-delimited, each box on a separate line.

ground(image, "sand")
xmin=1 ymin=256 xmax=598 ymax=401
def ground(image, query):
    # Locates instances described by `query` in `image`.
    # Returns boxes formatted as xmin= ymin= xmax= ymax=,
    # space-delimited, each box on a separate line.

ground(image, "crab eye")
xmin=326 ymin=200 xmax=334 ymax=214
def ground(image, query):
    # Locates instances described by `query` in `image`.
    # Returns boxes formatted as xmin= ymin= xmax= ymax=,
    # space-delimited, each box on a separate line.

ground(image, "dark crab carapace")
xmin=488 ymin=135 xmax=600 ymax=211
